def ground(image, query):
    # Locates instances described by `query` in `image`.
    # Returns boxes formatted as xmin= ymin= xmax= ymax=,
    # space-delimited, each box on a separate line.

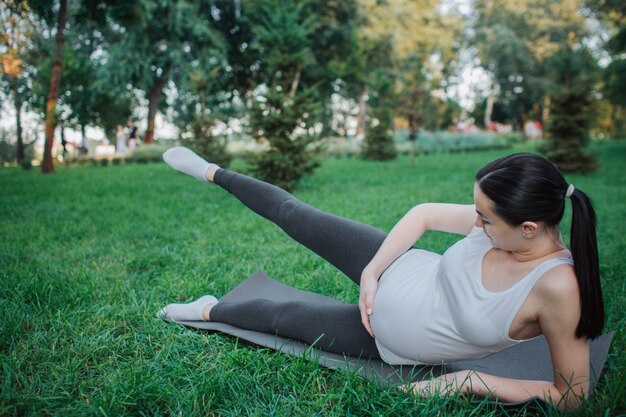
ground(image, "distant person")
xmin=448 ymin=118 xmax=460 ymax=132
xmin=159 ymin=147 xmax=603 ymax=410
xmin=115 ymin=125 xmax=128 ymax=155
xmin=60 ymin=130 xmax=69 ymax=159
xmin=524 ymin=120 xmax=542 ymax=139
xmin=534 ymin=120 xmax=543 ymax=139
xmin=127 ymin=120 xmax=139 ymax=151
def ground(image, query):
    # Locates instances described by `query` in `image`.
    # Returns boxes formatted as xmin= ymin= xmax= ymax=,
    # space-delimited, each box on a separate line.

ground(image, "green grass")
xmin=1 ymin=142 xmax=624 ymax=416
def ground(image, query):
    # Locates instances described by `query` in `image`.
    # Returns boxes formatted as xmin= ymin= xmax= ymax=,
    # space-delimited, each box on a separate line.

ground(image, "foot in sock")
xmin=162 ymin=146 xmax=219 ymax=183
xmin=157 ymin=295 xmax=218 ymax=321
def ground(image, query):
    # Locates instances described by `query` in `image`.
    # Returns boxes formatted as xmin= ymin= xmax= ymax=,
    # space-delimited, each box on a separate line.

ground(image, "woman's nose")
xmin=475 ymin=215 xmax=484 ymax=228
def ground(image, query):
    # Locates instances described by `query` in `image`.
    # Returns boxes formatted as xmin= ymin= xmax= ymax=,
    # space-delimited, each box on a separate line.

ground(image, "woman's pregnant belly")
xmin=369 ymin=249 xmax=442 ymax=364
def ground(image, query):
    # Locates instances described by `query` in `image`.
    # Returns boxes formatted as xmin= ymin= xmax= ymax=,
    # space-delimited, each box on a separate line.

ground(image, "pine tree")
xmin=181 ymin=117 xmax=232 ymax=169
xmin=544 ymin=92 xmax=597 ymax=172
xmin=245 ymin=0 xmax=325 ymax=190
xmin=543 ymin=46 xmax=598 ymax=173
xmin=247 ymin=88 xmax=321 ymax=191
xmin=360 ymin=53 xmax=397 ymax=161
xmin=361 ymin=100 xmax=397 ymax=160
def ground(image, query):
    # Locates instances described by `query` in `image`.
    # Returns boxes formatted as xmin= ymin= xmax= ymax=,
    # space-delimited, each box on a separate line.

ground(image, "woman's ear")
xmin=521 ymin=221 xmax=539 ymax=238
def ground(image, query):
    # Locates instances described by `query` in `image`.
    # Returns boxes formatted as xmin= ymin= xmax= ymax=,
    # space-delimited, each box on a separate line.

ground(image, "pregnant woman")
xmin=159 ymin=147 xmax=603 ymax=410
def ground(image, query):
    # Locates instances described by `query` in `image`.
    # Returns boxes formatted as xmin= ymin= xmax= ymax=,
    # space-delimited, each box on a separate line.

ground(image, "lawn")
xmin=1 ymin=142 xmax=624 ymax=416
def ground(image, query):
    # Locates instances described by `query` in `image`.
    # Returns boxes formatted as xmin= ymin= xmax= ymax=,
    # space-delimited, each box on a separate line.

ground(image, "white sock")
xmin=157 ymin=295 xmax=218 ymax=321
xmin=163 ymin=146 xmax=214 ymax=183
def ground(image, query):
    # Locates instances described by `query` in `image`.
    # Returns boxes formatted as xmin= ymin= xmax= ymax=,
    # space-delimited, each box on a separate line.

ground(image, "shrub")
xmin=542 ymin=46 xmax=598 ymax=173
xmin=126 ymin=144 xmax=171 ymax=164
xmin=395 ymin=131 xmax=510 ymax=155
xmin=501 ymin=132 xmax=525 ymax=144
xmin=74 ymin=157 xmax=91 ymax=166
xmin=20 ymin=145 xmax=34 ymax=170
xmin=361 ymin=103 xmax=397 ymax=161
xmin=543 ymin=92 xmax=598 ymax=173
xmin=0 ymin=133 xmax=16 ymax=165
xmin=361 ymin=123 xmax=397 ymax=160
xmin=247 ymin=88 xmax=322 ymax=191
xmin=180 ymin=118 xmax=232 ymax=168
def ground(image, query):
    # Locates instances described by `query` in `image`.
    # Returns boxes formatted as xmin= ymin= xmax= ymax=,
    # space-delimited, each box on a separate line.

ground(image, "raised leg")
xmin=161 ymin=148 xmax=386 ymax=357
xmin=214 ymin=169 xmax=387 ymax=284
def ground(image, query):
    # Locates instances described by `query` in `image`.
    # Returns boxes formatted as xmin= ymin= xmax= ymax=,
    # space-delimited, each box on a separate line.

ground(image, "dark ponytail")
xmin=476 ymin=153 xmax=604 ymax=339
xmin=569 ymin=188 xmax=604 ymax=338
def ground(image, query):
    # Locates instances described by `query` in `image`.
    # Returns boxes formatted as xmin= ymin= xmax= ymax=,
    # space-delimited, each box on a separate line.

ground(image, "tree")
xmin=60 ymin=15 xmax=134 ymax=143
xmin=472 ymin=0 xmax=600 ymax=170
xmin=107 ymin=0 xmax=226 ymax=144
xmin=474 ymin=23 xmax=536 ymax=129
xmin=22 ymin=0 xmax=140 ymax=166
xmin=248 ymin=88 xmax=323 ymax=191
xmin=243 ymin=0 xmax=323 ymax=190
xmin=586 ymin=0 xmax=626 ymax=137
xmin=472 ymin=0 xmax=589 ymax=130
xmin=359 ymin=37 xmax=397 ymax=161
xmin=348 ymin=0 xmax=463 ymax=159
xmin=586 ymin=0 xmax=626 ymax=106
xmin=543 ymin=46 xmax=599 ymax=172
xmin=0 ymin=1 xmax=36 ymax=164
xmin=175 ymin=63 xmax=234 ymax=168
xmin=31 ymin=0 xmax=68 ymax=173
xmin=393 ymin=7 xmax=464 ymax=156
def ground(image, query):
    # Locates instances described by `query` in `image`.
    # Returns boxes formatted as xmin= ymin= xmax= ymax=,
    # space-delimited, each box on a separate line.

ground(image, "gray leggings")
xmin=210 ymin=169 xmax=387 ymax=359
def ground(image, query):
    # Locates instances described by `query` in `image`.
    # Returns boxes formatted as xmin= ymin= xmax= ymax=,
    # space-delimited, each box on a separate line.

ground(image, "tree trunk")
xmin=41 ymin=0 xmax=67 ymax=174
xmin=13 ymin=88 xmax=24 ymax=163
xmin=355 ymin=84 xmax=367 ymax=140
xmin=81 ymin=124 xmax=87 ymax=148
xmin=613 ymin=105 xmax=625 ymax=138
xmin=485 ymin=94 xmax=495 ymax=128
xmin=200 ymin=90 xmax=207 ymax=133
xmin=542 ymin=95 xmax=551 ymax=134
xmin=143 ymin=76 xmax=168 ymax=144
xmin=408 ymin=113 xmax=417 ymax=166
xmin=289 ymin=65 xmax=301 ymax=98
xmin=200 ymin=90 xmax=206 ymax=122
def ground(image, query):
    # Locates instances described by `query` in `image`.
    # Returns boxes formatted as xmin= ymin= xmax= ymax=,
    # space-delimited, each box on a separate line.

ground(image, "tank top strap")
xmin=523 ymin=256 xmax=574 ymax=289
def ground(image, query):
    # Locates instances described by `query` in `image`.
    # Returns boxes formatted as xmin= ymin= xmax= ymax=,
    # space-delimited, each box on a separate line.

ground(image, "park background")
xmin=1 ymin=0 xmax=625 ymax=416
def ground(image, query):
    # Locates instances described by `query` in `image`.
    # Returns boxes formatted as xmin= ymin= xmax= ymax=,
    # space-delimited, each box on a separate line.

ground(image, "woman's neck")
xmin=510 ymin=231 xmax=567 ymax=263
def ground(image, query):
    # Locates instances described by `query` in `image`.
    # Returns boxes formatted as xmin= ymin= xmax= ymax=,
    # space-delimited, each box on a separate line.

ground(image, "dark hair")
xmin=475 ymin=153 xmax=603 ymax=339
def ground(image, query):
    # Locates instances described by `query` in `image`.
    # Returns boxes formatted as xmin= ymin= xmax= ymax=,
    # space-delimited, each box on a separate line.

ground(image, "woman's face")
xmin=473 ymin=183 xmax=522 ymax=250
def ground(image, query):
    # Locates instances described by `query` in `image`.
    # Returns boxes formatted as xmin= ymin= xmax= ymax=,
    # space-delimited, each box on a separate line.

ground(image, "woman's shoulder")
xmin=533 ymin=262 xmax=582 ymax=340
xmin=534 ymin=262 xmax=579 ymax=303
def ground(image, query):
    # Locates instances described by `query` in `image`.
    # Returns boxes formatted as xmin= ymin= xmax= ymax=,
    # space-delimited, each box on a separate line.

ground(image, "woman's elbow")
xmin=551 ymin=385 xmax=587 ymax=411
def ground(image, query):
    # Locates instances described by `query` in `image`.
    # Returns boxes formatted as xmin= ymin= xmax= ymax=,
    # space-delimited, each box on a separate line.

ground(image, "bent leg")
xmin=214 ymin=169 xmax=387 ymax=284
xmin=210 ymin=299 xmax=380 ymax=359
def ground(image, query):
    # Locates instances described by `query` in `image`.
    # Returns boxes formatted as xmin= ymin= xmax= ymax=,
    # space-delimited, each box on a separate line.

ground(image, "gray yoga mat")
xmin=164 ymin=270 xmax=613 ymax=404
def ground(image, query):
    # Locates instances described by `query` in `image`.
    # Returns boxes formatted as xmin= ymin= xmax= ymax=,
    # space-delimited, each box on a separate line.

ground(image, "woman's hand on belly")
xmin=359 ymin=271 xmax=379 ymax=337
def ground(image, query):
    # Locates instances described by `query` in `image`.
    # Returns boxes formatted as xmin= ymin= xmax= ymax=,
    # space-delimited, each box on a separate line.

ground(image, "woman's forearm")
xmin=415 ymin=370 xmax=584 ymax=411
xmin=362 ymin=203 xmax=476 ymax=278
xmin=362 ymin=205 xmax=427 ymax=277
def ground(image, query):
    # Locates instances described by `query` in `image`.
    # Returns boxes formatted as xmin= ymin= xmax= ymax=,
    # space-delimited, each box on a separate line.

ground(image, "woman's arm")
xmin=413 ymin=338 xmax=588 ymax=411
xmin=359 ymin=203 xmax=477 ymax=335
xmin=410 ymin=265 xmax=591 ymax=411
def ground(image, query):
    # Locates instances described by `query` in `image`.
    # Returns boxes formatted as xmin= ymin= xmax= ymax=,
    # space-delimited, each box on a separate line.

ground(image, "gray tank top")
xmin=369 ymin=230 xmax=573 ymax=365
